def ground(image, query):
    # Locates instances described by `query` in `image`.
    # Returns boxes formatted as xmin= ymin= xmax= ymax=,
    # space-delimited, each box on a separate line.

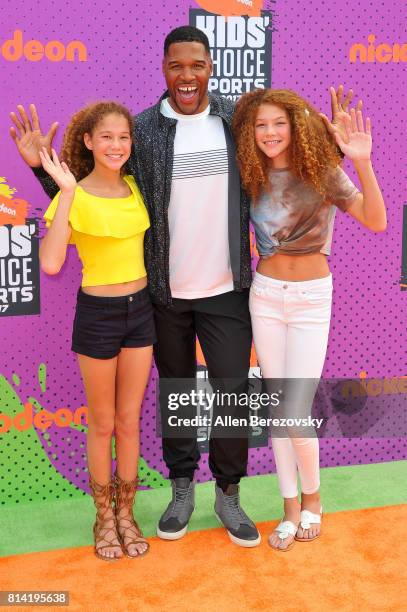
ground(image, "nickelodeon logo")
xmin=350 ymin=34 xmax=407 ymax=63
xmin=0 ymin=203 xmax=16 ymax=217
xmin=1 ymin=30 xmax=87 ymax=62
xmin=195 ymin=0 xmax=263 ymax=17
xmin=0 ymin=195 xmax=29 ymax=226
xmin=0 ymin=402 xmax=88 ymax=434
xmin=342 ymin=376 xmax=407 ymax=398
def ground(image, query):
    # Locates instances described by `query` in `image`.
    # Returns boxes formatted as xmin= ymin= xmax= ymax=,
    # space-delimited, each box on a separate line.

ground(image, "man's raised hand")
xmin=10 ymin=104 xmax=58 ymax=168
xmin=320 ymin=85 xmax=363 ymax=145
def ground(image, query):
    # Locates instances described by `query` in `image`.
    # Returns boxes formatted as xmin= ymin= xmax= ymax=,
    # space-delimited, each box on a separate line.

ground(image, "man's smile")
xmin=177 ymin=85 xmax=199 ymax=102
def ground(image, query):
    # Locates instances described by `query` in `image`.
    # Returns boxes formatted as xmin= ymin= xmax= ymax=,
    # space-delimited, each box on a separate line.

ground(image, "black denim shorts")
xmin=72 ymin=287 xmax=156 ymax=359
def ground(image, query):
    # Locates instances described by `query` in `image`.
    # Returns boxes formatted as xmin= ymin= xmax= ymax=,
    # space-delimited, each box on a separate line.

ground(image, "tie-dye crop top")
xmin=250 ymin=165 xmax=359 ymax=257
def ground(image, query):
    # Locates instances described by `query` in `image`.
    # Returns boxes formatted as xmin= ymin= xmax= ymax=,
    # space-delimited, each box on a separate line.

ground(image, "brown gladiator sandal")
xmin=114 ymin=474 xmax=149 ymax=558
xmin=89 ymin=475 xmax=123 ymax=561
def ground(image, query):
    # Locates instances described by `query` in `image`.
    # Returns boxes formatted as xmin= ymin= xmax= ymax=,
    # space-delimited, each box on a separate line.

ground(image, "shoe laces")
xmin=223 ymin=492 xmax=249 ymax=524
xmin=171 ymin=486 xmax=190 ymax=516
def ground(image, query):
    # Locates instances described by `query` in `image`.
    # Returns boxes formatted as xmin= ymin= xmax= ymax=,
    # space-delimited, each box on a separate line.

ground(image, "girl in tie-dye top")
xmin=232 ymin=89 xmax=386 ymax=552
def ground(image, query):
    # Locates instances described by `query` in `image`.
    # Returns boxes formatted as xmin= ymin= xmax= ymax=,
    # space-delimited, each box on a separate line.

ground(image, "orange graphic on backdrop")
xmin=0 ymin=194 xmax=29 ymax=226
xmin=0 ymin=177 xmax=29 ymax=225
xmin=195 ymin=0 xmax=264 ymax=18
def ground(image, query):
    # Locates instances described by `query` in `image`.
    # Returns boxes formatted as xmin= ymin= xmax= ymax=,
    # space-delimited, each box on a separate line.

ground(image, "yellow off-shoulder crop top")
xmin=43 ymin=175 xmax=150 ymax=287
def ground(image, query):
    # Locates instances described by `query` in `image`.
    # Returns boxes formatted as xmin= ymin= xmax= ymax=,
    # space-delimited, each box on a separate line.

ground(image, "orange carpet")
xmin=1 ymin=506 xmax=406 ymax=612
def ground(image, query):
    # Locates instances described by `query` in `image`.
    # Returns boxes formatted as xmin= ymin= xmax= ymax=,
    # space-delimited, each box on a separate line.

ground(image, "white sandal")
xmin=268 ymin=520 xmax=298 ymax=552
xmin=295 ymin=508 xmax=322 ymax=542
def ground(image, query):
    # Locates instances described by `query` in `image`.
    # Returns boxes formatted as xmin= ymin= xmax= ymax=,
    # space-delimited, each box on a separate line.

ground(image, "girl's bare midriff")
xmin=257 ymin=252 xmax=330 ymax=281
xmin=82 ymin=276 xmax=147 ymax=297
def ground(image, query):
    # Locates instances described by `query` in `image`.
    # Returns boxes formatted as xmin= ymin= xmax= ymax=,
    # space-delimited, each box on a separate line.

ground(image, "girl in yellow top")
xmin=38 ymin=102 xmax=155 ymax=561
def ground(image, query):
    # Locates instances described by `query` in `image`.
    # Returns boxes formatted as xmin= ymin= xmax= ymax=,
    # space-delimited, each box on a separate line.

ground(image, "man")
xmin=10 ymin=25 xmax=356 ymax=547
xmin=133 ymin=26 xmax=257 ymax=546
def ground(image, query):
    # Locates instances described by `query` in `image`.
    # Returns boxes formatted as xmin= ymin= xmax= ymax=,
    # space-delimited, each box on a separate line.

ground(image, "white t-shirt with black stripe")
xmin=160 ymin=98 xmax=234 ymax=299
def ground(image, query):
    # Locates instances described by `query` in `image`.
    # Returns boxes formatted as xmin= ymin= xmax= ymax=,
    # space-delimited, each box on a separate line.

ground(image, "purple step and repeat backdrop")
xmin=0 ymin=0 xmax=406 ymax=506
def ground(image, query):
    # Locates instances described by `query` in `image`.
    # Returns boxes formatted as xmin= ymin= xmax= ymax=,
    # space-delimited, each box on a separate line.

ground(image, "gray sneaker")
xmin=157 ymin=478 xmax=195 ymax=540
xmin=215 ymin=484 xmax=261 ymax=547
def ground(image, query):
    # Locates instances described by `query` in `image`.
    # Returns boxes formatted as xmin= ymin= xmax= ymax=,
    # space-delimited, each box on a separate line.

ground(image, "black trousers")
xmin=153 ymin=290 xmax=252 ymax=487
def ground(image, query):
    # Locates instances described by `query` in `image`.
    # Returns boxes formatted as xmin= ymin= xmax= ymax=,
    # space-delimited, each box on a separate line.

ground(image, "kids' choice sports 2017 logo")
xmin=0 ymin=178 xmax=40 ymax=316
xmin=190 ymin=1 xmax=273 ymax=101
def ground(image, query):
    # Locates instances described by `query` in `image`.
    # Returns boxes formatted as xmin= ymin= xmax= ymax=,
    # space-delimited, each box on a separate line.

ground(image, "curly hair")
xmin=231 ymin=89 xmax=341 ymax=201
xmin=60 ymin=101 xmax=134 ymax=181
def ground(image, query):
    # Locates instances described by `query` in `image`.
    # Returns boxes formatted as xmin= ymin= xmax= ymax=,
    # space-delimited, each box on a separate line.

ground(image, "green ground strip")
xmin=0 ymin=461 xmax=406 ymax=557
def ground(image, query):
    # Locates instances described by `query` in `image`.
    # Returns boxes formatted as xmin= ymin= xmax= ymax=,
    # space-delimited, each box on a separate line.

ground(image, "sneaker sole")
xmin=156 ymin=524 xmax=188 ymax=541
xmin=215 ymin=513 xmax=261 ymax=548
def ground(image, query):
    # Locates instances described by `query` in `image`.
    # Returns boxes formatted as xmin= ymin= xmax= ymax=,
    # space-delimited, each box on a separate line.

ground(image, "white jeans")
xmin=249 ymin=271 xmax=333 ymax=498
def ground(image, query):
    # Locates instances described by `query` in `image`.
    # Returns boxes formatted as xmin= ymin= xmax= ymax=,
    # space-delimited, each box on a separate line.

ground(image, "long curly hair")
xmin=232 ymin=89 xmax=341 ymax=201
xmin=60 ymin=102 xmax=134 ymax=181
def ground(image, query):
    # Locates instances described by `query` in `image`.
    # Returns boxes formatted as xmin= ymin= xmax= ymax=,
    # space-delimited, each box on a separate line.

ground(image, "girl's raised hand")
xmin=334 ymin=109 xmax=372 ymax=162
xmin=39 ymin=147 xmax=77 ymax=193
